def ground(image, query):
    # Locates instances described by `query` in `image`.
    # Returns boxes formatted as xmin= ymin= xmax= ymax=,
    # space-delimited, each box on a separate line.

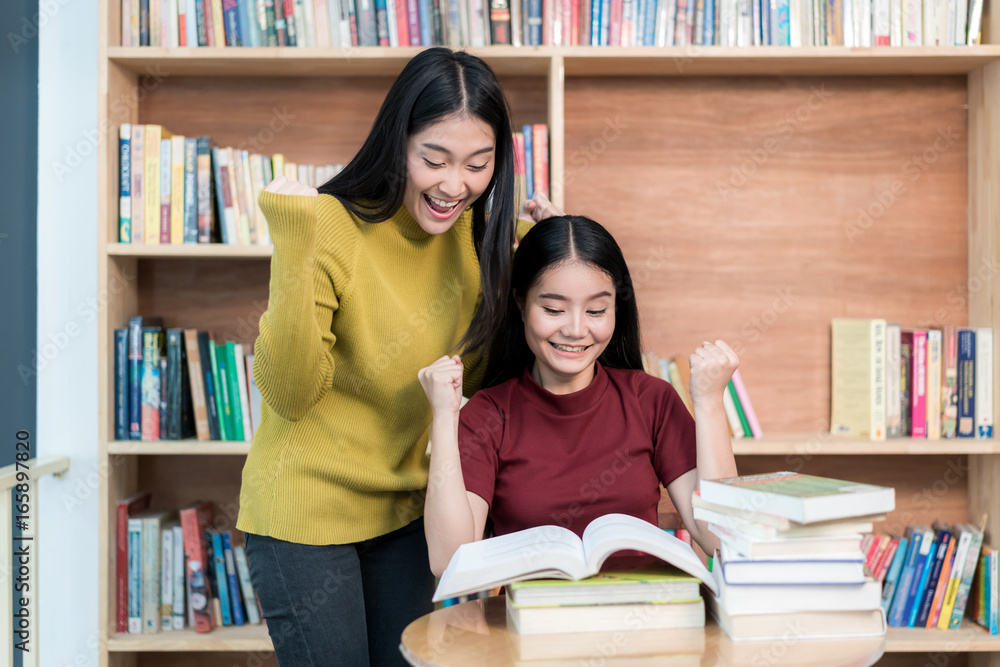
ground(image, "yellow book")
xmin=143 ymin=125 xmax=162 ymax=245
xmin=830 ymin=318 xmax=887 ymax=441
xmin=170 ymin=135 xmax=185 ymax=244
xmin=668 ymin=358 xmax=694 ymax=417
xmin=211 ymin=0 xmax=226 ymax=47
xmin=271 ymin=153 xmax=285 ymax=182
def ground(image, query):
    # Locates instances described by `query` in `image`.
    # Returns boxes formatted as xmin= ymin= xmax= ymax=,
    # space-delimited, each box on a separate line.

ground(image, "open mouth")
xmin=423 ymin=193 xmax=462 ymax=219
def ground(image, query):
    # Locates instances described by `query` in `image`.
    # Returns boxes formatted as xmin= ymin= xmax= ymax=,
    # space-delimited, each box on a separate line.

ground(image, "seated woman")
xmin=418 ymin=215 xmax=738 ymax=576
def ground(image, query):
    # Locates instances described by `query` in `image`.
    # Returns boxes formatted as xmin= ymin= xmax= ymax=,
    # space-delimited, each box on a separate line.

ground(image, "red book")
xmin=116 ymin=491 xmax=152 ymax=633
xmin=180 ymin=501 xmax=216 ymax=633
xmin=609 ymin=0 xmax=623 ymax=44
xmin=905 ymin=329 xmax=928 ymax=437
xmin=531 ymin=124 xmax=549 ymax=199
xmin=395 ymin=0 xmax=410 ymax=45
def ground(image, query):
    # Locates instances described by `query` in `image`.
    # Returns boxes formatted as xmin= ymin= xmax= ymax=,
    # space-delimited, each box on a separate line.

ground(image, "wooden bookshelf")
xmin=97 ymin=0 xmax=1000 ymax=664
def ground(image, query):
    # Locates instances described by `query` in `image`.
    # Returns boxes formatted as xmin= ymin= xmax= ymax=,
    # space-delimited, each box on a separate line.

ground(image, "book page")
xmin=432 ymin=525 xmax=588 ymax=601
xmin=581 ymin=514 xmax=717 ymax=595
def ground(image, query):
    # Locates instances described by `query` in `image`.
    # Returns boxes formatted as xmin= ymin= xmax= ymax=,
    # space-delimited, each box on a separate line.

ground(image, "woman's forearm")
xmin=424 ymin=411 xmax=479 ymax=577
xmin=690 ymin=398 xmax=737 ymax=556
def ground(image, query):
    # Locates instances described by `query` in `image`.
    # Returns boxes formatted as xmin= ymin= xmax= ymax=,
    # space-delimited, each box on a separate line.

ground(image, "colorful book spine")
xmin=888 ymin=528 xmax=922 ymax=625
xmin=881 ymin=536 xmax=908 ymax=611
xmin=179 ymin=501 xmax=215 ymax=633
xmin=937 ymin=525 xmax=973 ymax=629
xmin=130 ymin=124 xmax=145 ymax=243
xmin=976 ymin=327 xmax=993 ymax=438
xmin=904 ymin=528 xmax=936 ymax=626
xmin=949 ymin=526 xmax=985 ymax=628
xmin=234 ymin=545 xmax=261 ymax=623
xmin=224 ymin=342 xmax=245 ymax=441
xmin=197 ymin=331 xmax=221 ymax=440
xmin=141 ymin=328 xmax=162 ymax=441
xmin=119 ymin=124 xmax=132 ymax=242
xmin=159 ymin=137 xmax=172 ymax=244
xmin=522 ymin=124 xmax=534 ymax=199
xmin=144 ymin=124 xmax=161 ymax=245
xmin=170 ymin=135 xmax=185 ymax=244
xmin=172 ymin=523 xmax=186 ymax=629
xmin=910 ymin=330 xmax=927 ymax=438
xmin=116 ymin=492 xmax=151 ymax=633
xmin=211 ymin=531 xmax=233 ymax=625
xmin=221 ymin=532 xmax=246 ymax=626
xmin=915 ymin=526 xmax=951 ymax=626
xmin=956 ymin=328 xmax=976 ymax=437
xmin=114 ymin=329 xmax=129 ymax=441
xmin=730 ymin=368 xmax=762 ymax=438
xmin=941 ymin=326 xmax=959 ymax=438
xmin=886 ymin=323 xmax=902 ymax=437
xmin=926 ymin=530 xmax=957 ymax=627
xmin=127 ymin=515 xmax=144 ymax=633
xmin=532 ymin=124 xmax=549 ymax=198
xmin=160 ymin=523 xmax=174 ymax=630
xmin=183 ymin=137 xmax=198 ymax=243
xmin=925 ymin=329 xmax=942 ymax=439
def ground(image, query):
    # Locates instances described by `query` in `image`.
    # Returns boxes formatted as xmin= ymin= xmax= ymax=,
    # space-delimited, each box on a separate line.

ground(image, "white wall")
xmin=37 ymin=1 xmax=100 ymax=665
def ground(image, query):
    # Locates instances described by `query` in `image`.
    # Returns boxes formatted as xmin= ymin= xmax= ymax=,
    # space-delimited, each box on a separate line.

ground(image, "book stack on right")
xmin=696 ymin=471 xmax=896 ymax=641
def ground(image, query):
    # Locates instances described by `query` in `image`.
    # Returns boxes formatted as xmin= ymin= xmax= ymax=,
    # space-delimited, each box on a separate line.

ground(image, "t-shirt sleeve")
xmin=645 ymin=378 xmax=698 ymax=486
xmin=457 ymin=392 xmax=505 ymax=507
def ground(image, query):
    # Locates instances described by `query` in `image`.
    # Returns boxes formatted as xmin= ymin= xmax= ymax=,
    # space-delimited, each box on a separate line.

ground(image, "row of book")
xmin=121 ymin=0 xmax=984 ymax=49
xmin=699 ymin=472 xmax=894 ymax=640
xmin=117 ymin=123 xmax=550 ymax=245
xmin=114 ymin=316 xmax=262 ymax=441
xmin=831 ymin=320 xmax=994 ymax=441
xmin=876 ymin=522 xmax=996 ymax=632
xmin=118 ymin=494 xmax=261 ymax=634
xmin=641 ymin=350 xmax=763 ymax=439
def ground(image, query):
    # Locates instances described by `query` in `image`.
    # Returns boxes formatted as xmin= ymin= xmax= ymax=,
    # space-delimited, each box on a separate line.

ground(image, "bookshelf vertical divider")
xmin=548 ymin=55 xmax=566 ymax=210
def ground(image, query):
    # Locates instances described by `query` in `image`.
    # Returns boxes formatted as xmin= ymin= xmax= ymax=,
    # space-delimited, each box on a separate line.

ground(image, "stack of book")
xmin=431 ymin=513 xmax=718 ymax=635
xmin=697 ymin=471 xmax=895 ymax=641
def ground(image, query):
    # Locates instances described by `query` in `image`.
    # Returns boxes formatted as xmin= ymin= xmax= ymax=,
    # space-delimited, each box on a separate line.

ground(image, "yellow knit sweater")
xmin=237 ymin=190 xmax=526 ymax=545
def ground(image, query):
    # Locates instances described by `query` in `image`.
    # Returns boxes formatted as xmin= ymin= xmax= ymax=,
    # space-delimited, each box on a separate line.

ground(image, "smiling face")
xmin=520 ymin=260 xmax=617 ymax=395
xmin=402 ymin=113 xmax=497 ymax=235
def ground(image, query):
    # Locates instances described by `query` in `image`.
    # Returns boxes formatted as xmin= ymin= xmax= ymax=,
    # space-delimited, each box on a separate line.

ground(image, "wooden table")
xmin=399 ymin=597 xmax=886 ymax=666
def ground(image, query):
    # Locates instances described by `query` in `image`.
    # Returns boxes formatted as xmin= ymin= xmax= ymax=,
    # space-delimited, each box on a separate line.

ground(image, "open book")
xmin=432 ymin=513 xmax=716 ymax=602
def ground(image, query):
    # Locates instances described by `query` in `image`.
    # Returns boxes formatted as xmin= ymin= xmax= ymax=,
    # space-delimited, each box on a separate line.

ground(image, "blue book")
xmin=375 ymin=0 xmax=390 ymax=43
xmin=114 ymin=329 xmax=129 ymax=441
xmin=223 ymin=0 xmax=243 ymax=45
xmin=221 ymin=532 xmax=246 ymax=626
xmin=527 ymin=0 xmax=543 ymax=44
xmin=211 ymin=531 xmax=233 ymax=625
xmin=775 ymin=0 xmax=790 ymax=45
xmin=881 ymin=536 xmax=908 ymax=611
xmin=127 ymin=516 xmax=144 ymax=633
xmin=600 ymin=0 xmax=611 ymax=44
xmin=522 ymin=125 xmax=534 ymax=200
xmin=906 ymin=528 xmax=941 ymax=626
xmin=183 ymin=138 xmax=198 ymax=244
xmin=139 ymin=0 xmax=150 ymax=45
xmin=417 ymin=0 xmax=433 ymax=45
xmin=591 ymin=0 xmax=602 ymax=44
xmin=119 ymin=125 xmax=131 ymax=243
xmin=915 ymin=525 xmax=952 ymax=627
xmin=128 ymin=316 xmax=163 ymax=440
xmin=701 ymin=0 xmax=714 ymax=45
xmin=888 ymin=527 xmax=924 ymax=626
xmin=957 ymin=328 xmax=976 ymax=437
xmin=238 ymin=0 xmax=258 ymax=47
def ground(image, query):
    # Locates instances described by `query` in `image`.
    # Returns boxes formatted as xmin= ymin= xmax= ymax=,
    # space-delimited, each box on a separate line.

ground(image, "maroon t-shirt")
xmin=458 ymin=362 xmax=697 ymax=538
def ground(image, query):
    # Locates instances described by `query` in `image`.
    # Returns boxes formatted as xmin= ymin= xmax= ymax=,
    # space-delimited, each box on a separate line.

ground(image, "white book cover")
xmin=886 ymin=324 xmax=902 ymax=437
xmin=890 ymin=0 xmax=902 ymax=44
xmin=966 ymin=0 xmax=984 ymax=42
xmin=902 ymin=0 xmax=921 ymax=43
xmin=953 ymin=0 xmax=968 ymax=44
xmin=172 ymin=524 xmax=185 ymax=629
xmin=926 ymin=329 xmax=942 ymax=439
xmin=976 ymin=328 xmax=993 ymax=438
xmin=830 ymin=318 xmax=886 ymax=441
xmin=142 ymin=511 xmax=172 ymax=633
xmin=873 ymin=0 xmax=890 ymax=42
xmin=946 ymin=0 xmax=957 ymax=43
xmin=922 ymin=0 xmax=938 ymax=43
xmin=160 ymin=524 xmax=174 ymax=631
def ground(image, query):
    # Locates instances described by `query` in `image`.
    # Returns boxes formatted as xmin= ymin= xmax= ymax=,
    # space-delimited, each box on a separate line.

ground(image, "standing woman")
xmin=237 ymin=48 xmax=553 ymax=666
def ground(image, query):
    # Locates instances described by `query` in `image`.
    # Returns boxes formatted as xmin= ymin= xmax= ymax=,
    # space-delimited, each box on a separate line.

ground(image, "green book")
xmin=224 ymin=342 xmax=244 ymax=441
xmin=728 ymin=379 xmax=753 ymax=437
xmin=700 ymin=472 xmax=895 ymax=524
xmin=508 ymin=567 xmax=701 ymax=607
xmin=208 ymin=340 xmax=230 ymax=441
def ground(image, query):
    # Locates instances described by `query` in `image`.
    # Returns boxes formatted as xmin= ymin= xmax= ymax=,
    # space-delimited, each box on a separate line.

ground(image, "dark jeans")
xmin=245 ymin=518 xmax=435 ymax=667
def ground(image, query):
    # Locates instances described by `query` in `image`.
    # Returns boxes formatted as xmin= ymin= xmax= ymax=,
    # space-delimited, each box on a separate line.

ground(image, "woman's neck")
xmin=530 ymin=362 xmax=597 ymax=395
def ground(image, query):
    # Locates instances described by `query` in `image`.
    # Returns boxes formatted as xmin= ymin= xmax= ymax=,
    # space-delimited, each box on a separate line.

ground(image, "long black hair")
xmin=318 ymin=47 xmax=518 ymax=356
xmin=483 ymin=215 xmax=644 ymax=388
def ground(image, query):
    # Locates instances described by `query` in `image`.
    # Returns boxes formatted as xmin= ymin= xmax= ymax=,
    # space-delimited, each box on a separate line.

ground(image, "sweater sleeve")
xmin=252 ymin=190 xmax=346 ymax=422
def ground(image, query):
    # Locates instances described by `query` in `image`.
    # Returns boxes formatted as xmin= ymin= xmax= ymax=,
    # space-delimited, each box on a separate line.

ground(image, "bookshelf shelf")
xmin=107 ymin=243 xmax=272 ymax=259
xmin=885 ymin=621 xmax=1000 ymax=652
xmin=106 ymin=440 xmax=252 ymax=455
xmin=106 ymin=624 xmax=272 ymax=652
xmin=106 ymin=45 xmax=1000 ymax=77
xmin=731 ymin=434 xmax=1000 ymax=456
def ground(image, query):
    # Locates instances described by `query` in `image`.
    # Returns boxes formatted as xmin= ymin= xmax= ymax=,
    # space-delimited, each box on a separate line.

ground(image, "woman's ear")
xmin=514 ymin=291 xmax=525 ymax=320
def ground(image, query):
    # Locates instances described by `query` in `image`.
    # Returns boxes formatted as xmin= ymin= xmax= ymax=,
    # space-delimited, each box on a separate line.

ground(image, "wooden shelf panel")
xmin=108 ymin=440 xmax=251 ymax=455
xmin=732 ymin=434 xmax=1000 ymax=455
xmin=885 ymin=621 xmax=1000 ymax=652
xmin=107 ymin=46 xmax=554 ymax=77
xmin=107 ymin=243 xmax=272 ymax=258
xmin=105 ymin=436 xmax=1000 ymax=456
xmin=105 ymin=620 xmax=1000 ymax=653
xmin=107 ymin=45 xmax=1000 ymax=77
xmin=107 ymin=624 xmax=271 ymax=651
